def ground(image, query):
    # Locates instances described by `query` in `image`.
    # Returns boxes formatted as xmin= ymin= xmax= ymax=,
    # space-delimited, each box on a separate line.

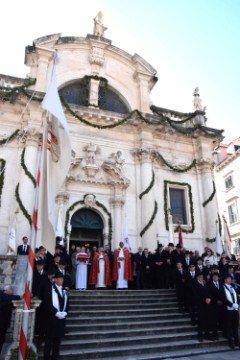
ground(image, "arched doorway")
xmin=70 ymin=208 xmax=104 ymax=250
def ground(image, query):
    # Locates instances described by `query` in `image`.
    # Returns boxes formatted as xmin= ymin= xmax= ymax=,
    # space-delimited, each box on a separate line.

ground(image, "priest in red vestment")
xmin=112 ymin=242 xmax=133 ymax=289
xmin=89 ymin=247 xmax=111 ymax=288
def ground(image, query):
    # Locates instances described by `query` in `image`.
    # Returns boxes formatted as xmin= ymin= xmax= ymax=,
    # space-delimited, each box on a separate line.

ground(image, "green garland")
xmin=0 ymin=159 xmax=6 ymax=206
xmin=140 ymin=201 xmax=158 ymax=237
xmin=164 ymin=180 xmax=195 ymax=233
xmin=0 ymin=129 xmax=20 ymax=145
xmin=15 ymin=183 xmax=32 ymax=226
xmin=218 ymin=213 xmax=222 ymax=236
xmin=153 ymin=152 xmax=197 ymax=173
xmin=202 ymin=181 xmax=216 ymax=207
xmin=64 ymin=198 xmax=112 ymax=248
xmin=139 ymin=170 xmax=155 ymax=199
xmin=151 ymin=105 xmax=197 ymax=123
xmin=21 ymin=148 xmax=37 ymax=188
xmin=78 ymin=75 xmax=108 ymax=109
xmin=0 ymin=79 xmax=224 ymax=138
xmin=206 ymin=237 xmax=216 ymax=243
xmin=9 ymin=347 xmax=37 ymax=360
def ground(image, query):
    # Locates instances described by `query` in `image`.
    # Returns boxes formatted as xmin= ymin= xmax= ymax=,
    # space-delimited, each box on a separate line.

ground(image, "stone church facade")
xmin=0 ymin=23 xmax=223 ymax=255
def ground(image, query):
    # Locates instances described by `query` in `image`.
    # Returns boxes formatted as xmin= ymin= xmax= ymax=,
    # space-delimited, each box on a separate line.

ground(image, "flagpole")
xmin=18 ymin=124 xmax=44 ymax=360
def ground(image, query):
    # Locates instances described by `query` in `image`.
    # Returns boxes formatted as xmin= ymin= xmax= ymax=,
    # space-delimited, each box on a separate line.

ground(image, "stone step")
xmin=66 ymin=317 xmax=192 ymax=332
xmin=68 ymin=306 xmax=179 ymax=316
xmin=69 ymin=297 xmax=177 ymax=304
xmin=57 ymin=332 xmax=198 ymax=351
xmin=89 ymin=344 xmax=231 ymax=360
xmin=69 ymin=301 xmax=178 ymax=310
xmin=67 ymin=312 xmax=189 ymax=324
xmin=69 ymin=289 xmax=175 ymax=297
xmin=64 ymin=324 xmax=197 ymax=340
xmin=38 ymin=338 xmax=228 ymax=359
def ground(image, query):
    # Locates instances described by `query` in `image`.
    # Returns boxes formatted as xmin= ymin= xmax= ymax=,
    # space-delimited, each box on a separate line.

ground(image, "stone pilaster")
xmin=135 ymin=146 xmax=155 ymax=249
xmin=3 ymin=299 xmax=41 ymax=360
xmin=111 ymin=191 xmax=124 ymax=250
xmin=17 ymin=128 xmax=41 ymax=239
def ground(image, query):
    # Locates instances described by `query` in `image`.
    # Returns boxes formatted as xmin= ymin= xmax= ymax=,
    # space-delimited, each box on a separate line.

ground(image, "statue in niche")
xmin=84 ymin=142 xmax=100 ymax=165
xmin=114 ymin=151 xmax=125 ymax=170
xmin=93 ymin=11 xmax=107 ymax=37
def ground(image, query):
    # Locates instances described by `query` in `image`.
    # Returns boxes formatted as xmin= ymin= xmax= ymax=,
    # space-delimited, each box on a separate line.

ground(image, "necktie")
xmin=230 ymin=287 xmax=235 ymax=303
xmin=215 ymin=282 xmax=219 ymax=289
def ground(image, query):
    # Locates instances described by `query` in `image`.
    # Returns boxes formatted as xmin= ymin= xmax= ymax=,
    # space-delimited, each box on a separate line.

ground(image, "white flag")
xmin=123 ymin=217 xmax=130 ymax=250
xmin=168 ymin=211 xmax=175 ymax=245
xmin=56 ymin=204 xmax=64 ymax=245
xmin=38 ymin=52 xmax=71 ymax=255
xmin=223 ymin=217 xmax=232 ymax=258
xmin=7 ymin=218 xmax=16 ymax=254
xmin=215 ymin=220 xmax=223 ymax=256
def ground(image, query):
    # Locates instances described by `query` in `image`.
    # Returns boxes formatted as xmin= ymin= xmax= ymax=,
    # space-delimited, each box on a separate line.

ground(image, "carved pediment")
xmin=67 ymin=149 xmax=130 ymax=187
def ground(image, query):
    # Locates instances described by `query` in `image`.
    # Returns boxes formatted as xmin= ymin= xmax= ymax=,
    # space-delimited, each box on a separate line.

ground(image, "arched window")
xmin=59 ymin=79 xmax=129 ymax=114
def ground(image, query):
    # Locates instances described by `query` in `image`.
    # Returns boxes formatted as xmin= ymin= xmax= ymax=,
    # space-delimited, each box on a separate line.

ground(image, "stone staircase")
xmin=40 ymin=289 xmax=229 ymax=359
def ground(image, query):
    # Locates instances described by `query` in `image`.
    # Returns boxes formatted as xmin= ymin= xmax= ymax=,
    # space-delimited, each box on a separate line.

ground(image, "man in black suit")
xmin=0 ymin=286 xmax=20 ymax=353
xmin=184 ymin=264 xmax=197 ymax=324
xmin=183 ymin=250 xmax=195 ymax=270
xmin=194 ymin=273 xmax=212 ymax=341
xmin=142 ymin=248 xmax=154 ymax=289
xmin=42 ymin=271 xmax=69 ymax=360
xmin=17 ymin=236 xmax=29 ymax=255
xmin=153 ymin=244 xmax=165 ymax=289
xmin=206 ymin=272 xmax=224 ymax=339
xmin=134 ymin=247 xmax=143 ymax=289
xmin=220 ymin=273 xmax=240 ymax=349
xmin=173 ymin=261 xmax=186 ymax=312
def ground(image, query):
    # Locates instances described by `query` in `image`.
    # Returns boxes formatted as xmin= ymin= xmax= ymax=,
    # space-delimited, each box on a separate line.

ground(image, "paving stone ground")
xmin=174 ymin=349 xmax=240 ymax=360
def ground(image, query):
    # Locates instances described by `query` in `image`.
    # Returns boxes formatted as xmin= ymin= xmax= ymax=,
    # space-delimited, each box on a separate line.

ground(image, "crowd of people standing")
xmin=1 ymin=236 xmax=240 ymax=359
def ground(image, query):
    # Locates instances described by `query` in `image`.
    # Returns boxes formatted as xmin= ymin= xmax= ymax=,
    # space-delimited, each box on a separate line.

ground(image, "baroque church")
xmin=0 ymin=14 xmax=224 ymax=255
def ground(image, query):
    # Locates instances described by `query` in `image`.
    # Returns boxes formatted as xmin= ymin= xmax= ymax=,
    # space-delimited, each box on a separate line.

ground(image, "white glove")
xmin=55 ymin=311 xmax=64 ymax=319
xmin=232 ymin=303 xmax=239 ymax=311
xmin=61 ymin=311 xmax=67 ymax=318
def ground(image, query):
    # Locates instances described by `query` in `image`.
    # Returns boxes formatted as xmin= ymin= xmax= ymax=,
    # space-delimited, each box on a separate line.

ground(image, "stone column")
xmin=56 ymin=191 xmax=70 ymax=248
xmin=199 ymin=162 xmax=217 ymax=241
xmin=135 ymin=146 xmax=156 ymax=249
xmin=17 ymin=128 xmax=40 ymax=239
xmin=3 ymin=298 xmax=41 ymax=360
xmin=35 ymin=48 xmax=53 ymax=92
xmin=111 ymin=189 xmax=124 ymax=250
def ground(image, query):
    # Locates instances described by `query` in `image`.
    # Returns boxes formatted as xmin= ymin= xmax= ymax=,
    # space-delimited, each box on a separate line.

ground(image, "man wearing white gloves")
xmin=42 ymin=271 xmax=69 ymax=360
xmin=220 ymin=273 xmax=240 ymax=349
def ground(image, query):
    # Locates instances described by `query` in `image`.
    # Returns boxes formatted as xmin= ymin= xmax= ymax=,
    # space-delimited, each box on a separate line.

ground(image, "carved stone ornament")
xmin=102 ymin=151 xmax=128 ymax=182
xmin=55 ymin=192 xmax=70 ymax=205
xmin=132 ymin=145 xmax=153 ymax=162
xmin=93 ymin=11 xmax=108 ymax=37
xmin=84 ymin=193 xmax=96 ymax=208
xmin=89 ymin=46 xmax=105 ymax=67
xmin=19 ymin=127 xmax=41 ymax=146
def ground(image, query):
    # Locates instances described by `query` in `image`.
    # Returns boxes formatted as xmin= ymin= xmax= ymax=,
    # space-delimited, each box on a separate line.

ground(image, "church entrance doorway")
xmin=69 ymin=208 xmax=104 ymax=251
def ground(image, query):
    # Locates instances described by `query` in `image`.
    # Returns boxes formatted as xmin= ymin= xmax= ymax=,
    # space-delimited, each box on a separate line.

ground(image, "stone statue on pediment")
xmin=193 ymin=87 xmax=203 ymax=111
xmin=93 ymin=11 xmax=107 ymax=37
xmin=84 ymin=142 xmax=100 ymax=165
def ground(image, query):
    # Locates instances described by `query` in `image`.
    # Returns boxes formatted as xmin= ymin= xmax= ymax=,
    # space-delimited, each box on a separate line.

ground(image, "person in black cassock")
xmin=42 ymin=271 xmax=69 ymax=360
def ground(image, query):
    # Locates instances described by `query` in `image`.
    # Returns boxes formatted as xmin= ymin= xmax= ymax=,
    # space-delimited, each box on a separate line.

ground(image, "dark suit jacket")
xmin=206 ymin=280 xmax=222 ymax=305
xmin=42 ymin=284 xmax=69 ymax=338
xmin=134 ymin=252 xmax=143 ymax=272
xmin=17 ymin=244 xmax=29 ymax=255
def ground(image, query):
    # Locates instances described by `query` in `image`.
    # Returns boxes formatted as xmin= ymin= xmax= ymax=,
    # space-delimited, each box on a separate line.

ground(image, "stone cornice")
xmin=215 ymin=149 xmax=240 ymax=171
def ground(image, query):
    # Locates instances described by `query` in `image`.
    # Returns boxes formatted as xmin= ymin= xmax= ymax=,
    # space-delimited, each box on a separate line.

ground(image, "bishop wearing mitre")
xmin=89 ymin=247 xmax=111 ymax=288
xmin=112 ymin=242 xmax=133 ymax=289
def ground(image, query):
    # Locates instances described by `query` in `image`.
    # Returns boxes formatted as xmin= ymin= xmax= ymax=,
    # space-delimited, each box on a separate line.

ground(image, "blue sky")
xmin=1 ymin=0 xmax=239 ymax=142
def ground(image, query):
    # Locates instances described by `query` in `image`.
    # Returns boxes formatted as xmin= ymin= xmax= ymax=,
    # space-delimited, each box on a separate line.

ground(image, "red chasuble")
xmin=112 ymin=247 xmax=133 ymax=281
xmin=88 ymin=252 xmax=111 ymax=286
